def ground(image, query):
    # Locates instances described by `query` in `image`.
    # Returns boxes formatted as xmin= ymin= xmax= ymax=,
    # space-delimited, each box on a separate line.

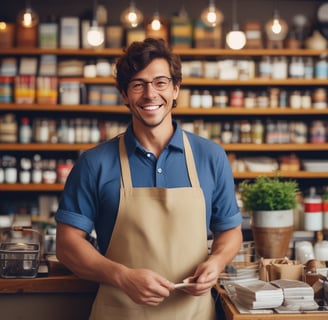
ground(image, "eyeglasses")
xmin=128 ymin=76 xmax=172 ymax=93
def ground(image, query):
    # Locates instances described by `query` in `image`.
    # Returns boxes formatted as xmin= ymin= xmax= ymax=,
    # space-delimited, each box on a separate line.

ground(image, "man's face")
xmin=122 ymin=58 xmax=179 ymax=129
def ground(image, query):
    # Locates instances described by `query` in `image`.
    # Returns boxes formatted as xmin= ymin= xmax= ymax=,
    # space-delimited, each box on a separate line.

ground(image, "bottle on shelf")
xmin=304 ymin=187 xmax=323 ymax=231
xmin=31 ymin=154 xmax=43 ymax=184
xmin=19 ymin=117 xmax=32 ymax=144
xmin=19 ymin=157 xmax=32 ymax=184
xmin=3 ymin=155 xmax=17 ymax=184
xmin=315 ymin=54 xmax=328 ymax=79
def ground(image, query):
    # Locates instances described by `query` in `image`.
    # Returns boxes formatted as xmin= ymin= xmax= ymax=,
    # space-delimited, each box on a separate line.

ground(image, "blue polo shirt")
xmin=56 ymin=121 xmax=242 ymax=255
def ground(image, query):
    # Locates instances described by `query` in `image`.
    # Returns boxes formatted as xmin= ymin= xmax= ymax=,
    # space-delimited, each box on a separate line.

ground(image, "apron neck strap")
xmin=119 ymin=132 xmax=200 ymax=188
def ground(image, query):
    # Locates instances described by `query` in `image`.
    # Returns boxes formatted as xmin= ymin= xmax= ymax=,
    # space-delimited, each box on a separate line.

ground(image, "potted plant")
xmin=239 ymin=176 xmax=299 ymax=259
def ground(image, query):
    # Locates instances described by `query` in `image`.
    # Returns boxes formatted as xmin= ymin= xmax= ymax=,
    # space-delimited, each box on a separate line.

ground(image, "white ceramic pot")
xmin=252 ymin=209 xmax=294 ymax=228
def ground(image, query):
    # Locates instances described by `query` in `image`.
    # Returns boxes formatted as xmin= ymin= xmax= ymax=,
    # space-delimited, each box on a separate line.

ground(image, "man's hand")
xmin=119 ymin=267 xmax=176 ymax=306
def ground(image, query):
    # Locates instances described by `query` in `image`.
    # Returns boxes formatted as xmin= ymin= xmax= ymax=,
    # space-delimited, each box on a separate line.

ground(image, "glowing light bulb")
xmin=271 ymin=18 xmax=282 ymax=34
xmin=0 ymin=22 xmax=7 ymax=30
xmin=17 ymin=6 xmax=39 ymax=28
xmin=265 ymin=10 xmax=288 ymax=43
xmin=226 ymin=30 xmax=246 ymax=50
xmin=207 ymin=9 xmax=217 ymax=25
xmin=87 ymin=23 xmax=104 ymax=47
xmin=200 ymin=1 xmax=223 ymax=27
xmin=151 ymin=16 xmax=161 ymax=31
xmin=120 ymin=1 xmax=143 ymax=28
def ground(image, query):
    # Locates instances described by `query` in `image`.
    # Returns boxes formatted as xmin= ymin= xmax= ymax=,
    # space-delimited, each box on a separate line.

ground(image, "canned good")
xmin=0 ymin=76 xmax=14 ymax=103
xmin=59 ymin=79 xmax=83 ymax=105
xmin=230 ymin=90 xmax=244 ymax=107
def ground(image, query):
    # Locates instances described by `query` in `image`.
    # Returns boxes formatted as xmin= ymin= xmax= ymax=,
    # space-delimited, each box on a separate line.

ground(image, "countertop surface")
xmin=0 ymin=273 xmax=98 ymax=294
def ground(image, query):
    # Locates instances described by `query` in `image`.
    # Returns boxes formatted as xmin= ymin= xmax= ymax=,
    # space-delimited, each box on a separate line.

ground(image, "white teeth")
xmin=142 ymin=105 xmax=160 ymax=110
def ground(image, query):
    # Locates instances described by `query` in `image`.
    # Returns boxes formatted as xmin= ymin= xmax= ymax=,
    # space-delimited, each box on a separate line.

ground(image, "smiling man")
xmin=55 ymin=38 xmax=243 ymax=320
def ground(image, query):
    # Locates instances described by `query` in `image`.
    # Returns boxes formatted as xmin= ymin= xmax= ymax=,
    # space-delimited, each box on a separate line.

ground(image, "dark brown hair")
xmin=115 ymin=38 xmax=182 ymax=94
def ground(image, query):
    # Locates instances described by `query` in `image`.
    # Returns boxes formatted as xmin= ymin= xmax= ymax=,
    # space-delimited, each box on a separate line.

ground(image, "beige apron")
xmin=89 ymin=133 xmax=215 ymax=320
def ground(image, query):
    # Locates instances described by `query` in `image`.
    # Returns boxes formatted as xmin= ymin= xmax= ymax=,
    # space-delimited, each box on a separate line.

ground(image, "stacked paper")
xmin=271 ymin=279 xmax=319 ymax=312
xmin=234 ymin=279 xmax=284 ymax=309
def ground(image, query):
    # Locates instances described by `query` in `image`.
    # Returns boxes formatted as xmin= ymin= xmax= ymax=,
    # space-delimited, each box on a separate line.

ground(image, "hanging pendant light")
xmin=17 ymin=1 xmax=39 ymax=28
xmin=87 ymin=0 xmax=105 ymax=47
xmin=265 ymin=9 xmax=288 ymax=48
xmin=149 ymin=11 xmax=162 ymax=31
xmin=145 ymin=0 xmax=168 ymax=41
xmin=120 ymin=0 xmax=143 ymax=28
xmin=200 ymin=0 xmax=223 ymax=27
xmin=226 ymin=0 xmax=246 ymax=50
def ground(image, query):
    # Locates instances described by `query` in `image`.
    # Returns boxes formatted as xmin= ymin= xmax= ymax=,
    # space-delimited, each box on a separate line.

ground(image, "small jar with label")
xmin=230 ymin=89 xmax=244 ymax=107
xmin=289 ymin=90 xmax=302 ymax=109
xmin=258 ymin=56 xmax=272 ymax=78
xmin=190 ymin=90 xmax=201 ymax=108
xmin=213 ymin=90 xmax=228 ymax=108
xmin=42 ymin=159 xmax=57 ymax=184
xmin=289 ymin=56 xmax=304 ymax=78
xmin=240 ymin=120 xmax=252 ymax=143
xmin=221 ymin=122 xmax=233 ymax=143
xmin=244 ymin=91 xmax=256 ymax=108
xmin=251 ymin=120 xmax=264 ymax=144
xmin=19 ymin=157 xmax=32 ymax=184
xmin=201 ymin=90 xmax=213 ymax=108
xmin=4 ymin=155 xmax=17 ymax=184
xmin=310 ymin=121 xmax=326 ymax=143
xmin=269 ymin=88 xmax=280 ymax=108
xmin=301 ymin=90 xmax=312 ymax=109
xmin=312 ymin=88 xmax=327 ymax=109
xmin=272 ymin=56 xmax=288 ymax=79
xmin=256 ymin=91 xmax=269 ymax=108
xmin=32 ymin=154 xmax=42 ymax=183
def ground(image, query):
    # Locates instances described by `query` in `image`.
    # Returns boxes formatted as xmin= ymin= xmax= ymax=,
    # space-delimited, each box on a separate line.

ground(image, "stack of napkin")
xmin=234 ymin=279 xmax=284 ymax=309
xmin=271 ymin=279 xmax=319 ymax=311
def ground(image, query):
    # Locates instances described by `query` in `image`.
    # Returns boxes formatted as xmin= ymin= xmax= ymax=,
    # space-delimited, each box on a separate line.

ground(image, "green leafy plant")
xmin=239 ymin=176 xmax=298 ymax=211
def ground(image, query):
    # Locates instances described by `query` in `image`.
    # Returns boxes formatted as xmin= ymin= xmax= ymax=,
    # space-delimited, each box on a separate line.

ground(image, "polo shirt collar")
xmin=124 ymin=120 xmax=184 ymax=156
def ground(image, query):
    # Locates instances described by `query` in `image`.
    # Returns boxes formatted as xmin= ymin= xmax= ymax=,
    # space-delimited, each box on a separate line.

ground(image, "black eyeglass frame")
xmin=127 ymin=76 xmax=173 ymax=93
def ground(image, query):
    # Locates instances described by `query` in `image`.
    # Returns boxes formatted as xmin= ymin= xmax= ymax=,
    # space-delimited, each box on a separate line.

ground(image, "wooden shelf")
xmin=1 ymin=143 xmax=328 ymax=152
xmin=222 ymin=143 xmax=328 ymax=152
xmin=0 ymin=143 xmax=95 ymax=151
xmin=1 ymin=48 xmax=328 ymax=57
xmin=0 ymin=103 xmax=130 ymax=113
xmin=182 ymin=78 xmax=328 ymax=86
xmin=0 ymin=183 xmax=64 ymax=191
xmin=233 ymin=171 xmax=328 ymax=179
xmin=1 ymin=104 xmax=328 ymax=115
xmin=1 ymin=170 xmax=328 ymax=191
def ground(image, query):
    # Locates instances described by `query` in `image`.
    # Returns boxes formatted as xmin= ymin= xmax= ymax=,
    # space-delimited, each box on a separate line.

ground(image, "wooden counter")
xmin=0 ymin=274 xmax=98 ymax=320
xmin=216 ymin=284 xmax=328 ymax=320
xmin=0 ymin=274 xmax=98 ymax=294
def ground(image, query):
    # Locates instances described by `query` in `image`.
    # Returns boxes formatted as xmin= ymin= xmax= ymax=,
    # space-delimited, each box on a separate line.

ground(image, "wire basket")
xmin=219 ymin=241 xmax=259 ymax=281
xmin=0 ymin=242 xmax=40 ymax=278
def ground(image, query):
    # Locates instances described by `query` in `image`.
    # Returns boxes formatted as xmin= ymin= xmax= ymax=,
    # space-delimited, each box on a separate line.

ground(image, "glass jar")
xmin=213 ymin=90 xmax=228 ymax=108
xmin=289 ymin=90 xmax=302 ymax=109
xmin=230 ymin=89 xmax=244 ymax=107
xmin=272 ymin=56 xmax=288 ymax=79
